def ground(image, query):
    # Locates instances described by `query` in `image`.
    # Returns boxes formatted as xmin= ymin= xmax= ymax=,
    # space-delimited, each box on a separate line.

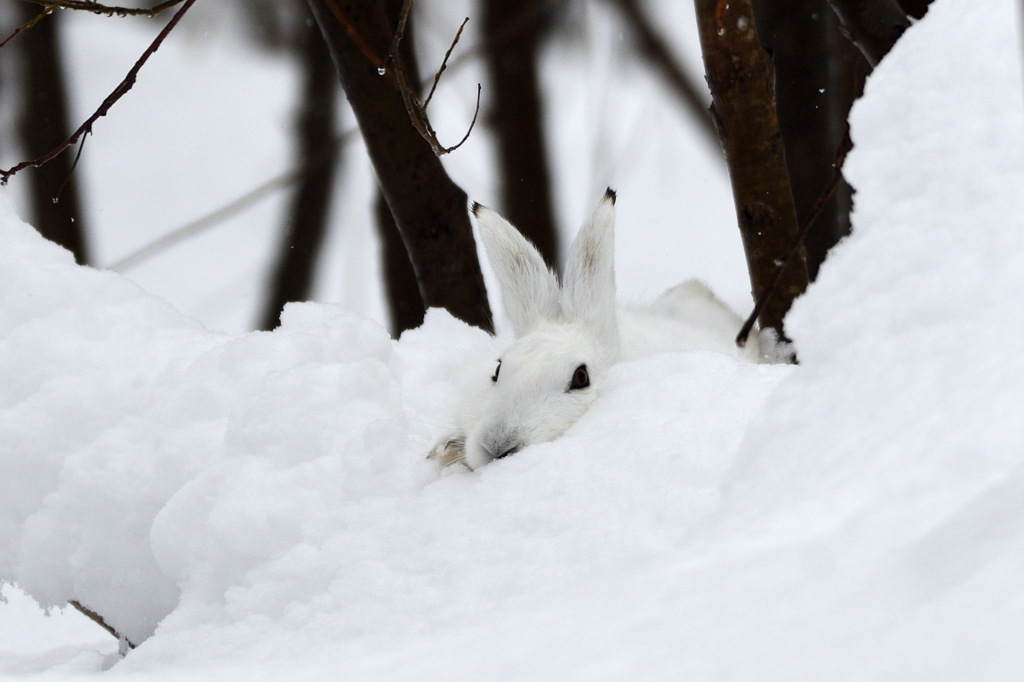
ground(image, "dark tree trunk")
xmin=377 ymin=192 xmax=425 ymax=334
xmin=694 ymin=0 xmax=809 ymax=340
xmin=259 ymin=13 xmax=340 ymax=331
xmin=17 ymin=5 xmax=89 ymax=265
xmin=377 ymin=0 xmax=425 ymax=337
xmin=826 ymin=0 xmax=910 ymax=67
xmin=896 ymin=0 xmax=933 ymax=19
xmin=751 ymin=0 xmax=868 ymax=279
xmin=238 ymin=0 xmax=302 ymax=50
xmin=482 ymin=0 xmax=559 ymax=269
xmin=307 ymin=0 xmax=493 ymax=333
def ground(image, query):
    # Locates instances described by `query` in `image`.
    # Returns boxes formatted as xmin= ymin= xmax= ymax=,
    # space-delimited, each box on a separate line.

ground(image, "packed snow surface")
xmin=3 ymin=0 xmax=1024 ymax=678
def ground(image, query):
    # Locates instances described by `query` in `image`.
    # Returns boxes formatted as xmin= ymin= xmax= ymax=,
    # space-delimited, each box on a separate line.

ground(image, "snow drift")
xmin=2 ymin=0 xmax=1024 ymax=678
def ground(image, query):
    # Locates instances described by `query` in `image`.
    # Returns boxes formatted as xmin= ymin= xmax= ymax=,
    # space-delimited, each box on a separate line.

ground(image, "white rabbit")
xmin=430 ymin=189 xmax=764 ymax=470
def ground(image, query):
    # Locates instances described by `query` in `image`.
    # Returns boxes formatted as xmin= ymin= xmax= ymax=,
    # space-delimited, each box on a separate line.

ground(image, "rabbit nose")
xmin=484 ymin=433 xmax=522 ymax=461
xmin=495 ymin=444 xmax=521 ymax=459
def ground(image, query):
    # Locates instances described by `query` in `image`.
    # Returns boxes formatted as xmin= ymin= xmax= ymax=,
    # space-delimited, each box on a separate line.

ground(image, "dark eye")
xmin=569 ymin=364 xmax=589 ymax=390
xmin=492 ymin=360 xmax=501 ymax=383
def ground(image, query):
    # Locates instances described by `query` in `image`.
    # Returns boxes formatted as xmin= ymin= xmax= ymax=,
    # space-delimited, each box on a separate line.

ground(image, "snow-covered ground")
xmin=3 ymin=0 xmax=1024 ymax=678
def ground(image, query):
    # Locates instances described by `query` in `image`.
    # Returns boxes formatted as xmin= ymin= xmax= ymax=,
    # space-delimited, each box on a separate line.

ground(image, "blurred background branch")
xmin=0 ymin=0 xmax=933 ymax=339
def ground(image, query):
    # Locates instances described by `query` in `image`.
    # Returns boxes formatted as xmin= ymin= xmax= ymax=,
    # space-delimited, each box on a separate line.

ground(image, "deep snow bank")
xmin=3 ymin=0 xmax=1024 ymax=678
xmin=0 ymin=186 xmax=784 ymax=675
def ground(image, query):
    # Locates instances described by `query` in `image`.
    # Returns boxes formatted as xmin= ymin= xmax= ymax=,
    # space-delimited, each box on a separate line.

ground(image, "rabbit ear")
xmin=473 ymin=202 xmax=561 ymax=337
xmin=563 ymin=188 xmax=619 ymax=351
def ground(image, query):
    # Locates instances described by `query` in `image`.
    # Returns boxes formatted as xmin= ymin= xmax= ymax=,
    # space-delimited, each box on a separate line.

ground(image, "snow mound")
xmin=0 ymin=187 xmax=784 ymax=674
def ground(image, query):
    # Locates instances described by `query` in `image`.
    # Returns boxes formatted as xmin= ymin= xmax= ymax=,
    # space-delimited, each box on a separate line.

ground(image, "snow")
xmin=2 ymin=0 xmax=1024 ymax=678
xmin=0 ymin=587 xmax=117 ymax=673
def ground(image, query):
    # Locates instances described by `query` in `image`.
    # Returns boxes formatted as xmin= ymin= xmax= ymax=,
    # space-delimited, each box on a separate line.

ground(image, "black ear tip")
xmin=471 ymin=201 xmax=485 ymax=218
xmin=604 ymin=187 xmax=617 ymax=204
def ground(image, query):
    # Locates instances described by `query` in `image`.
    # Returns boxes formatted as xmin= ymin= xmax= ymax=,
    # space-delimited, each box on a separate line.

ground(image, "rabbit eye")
xmin=492 ymin=360 xmax=501 ymax=383
xmin=569 ymin=364 xmax=589 ymax=390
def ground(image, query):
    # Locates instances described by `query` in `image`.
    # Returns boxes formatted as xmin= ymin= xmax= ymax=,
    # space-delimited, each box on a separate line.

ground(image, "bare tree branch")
xmin=107 ymin=131 xmax=355 ymax=272
xmin=0 ymin=3 xmax=52 ymax=49
xmin=422 ymin=15 xmax=465 ymax=109
xmin=318 ymin=0 xmax=390 ymax=74
xmin=69 ymin=600 xmax=136 ymax=653
xmin=103 ymin=0 xmax=567 ymax=278
xmin=0 ymin=0 xmax=198 ymax=183
xmin=444 ymin=0 xmax=557 ymax=75
xmin=382 ymin=0 xmax=481 ymax=156
xmin=320 ymin=0 xmax=480 ymax=157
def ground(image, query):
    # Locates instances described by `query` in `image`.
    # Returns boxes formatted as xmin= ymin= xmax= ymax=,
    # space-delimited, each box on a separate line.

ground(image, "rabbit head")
xmin=464 ymin=189 xmax=620 ymax=469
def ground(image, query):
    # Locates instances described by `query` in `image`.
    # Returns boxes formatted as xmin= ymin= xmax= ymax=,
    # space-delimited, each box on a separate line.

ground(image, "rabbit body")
xmin=431 ymin=190 xmax=761 ymax=470
xmin=620 ymin=279 xmax=760 ymax=361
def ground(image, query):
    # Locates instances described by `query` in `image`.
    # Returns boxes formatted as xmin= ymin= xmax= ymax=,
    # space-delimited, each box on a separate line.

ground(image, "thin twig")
xmin=108 ymin=130 xmax=356 ymax=272
xmin=3 ymin=1 xmax=187 ymax=50
xmin=425 ymin=16 xmax=481 ymax=154
xmin=0 ymin=0 xmax=198 ymax=184
xmin=445 ymin=83 xmax=482 ymax=152
xmin=384 ymin=0 xmax=413 ymax=67
xmin=321 ymin=0 xmax=479 ymax=156
xmin=16 ymin=0 xmax=185 ymax=18
xmin=385 ymin=0 xmax=430 ymax=140
xmin=0 ymin=2 xmax=56 ymax=49
xmin=69 ymin=600 xmax=136 ymax=650
xmin=442 ymin=0 xmax=555 ymax=79
xmin=382 ymin=0 xmax=480 ymax=156
xmin=423 ymin=16 xmax=467 ymax=109
xmin=52 ymin=131 xmax=88 ymax=203
xmin=736 ymin=124 xmax=854 ymax=347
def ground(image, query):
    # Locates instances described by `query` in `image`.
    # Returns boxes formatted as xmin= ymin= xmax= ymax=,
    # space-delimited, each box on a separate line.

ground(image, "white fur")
xmin=431 ymin=191 xmax=762 ymax=470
